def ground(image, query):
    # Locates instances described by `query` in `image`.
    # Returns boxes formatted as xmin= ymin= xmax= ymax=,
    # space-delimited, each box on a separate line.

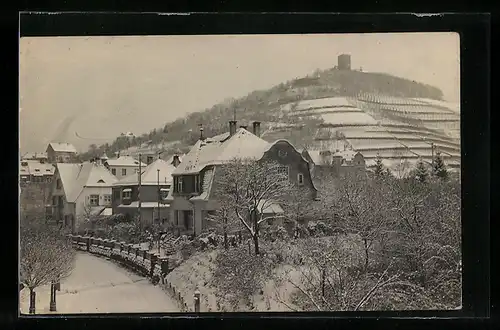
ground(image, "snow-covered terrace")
xmin=320 ymin=112 xmax=378 ymax=126
xmin=412 ymin=98 xmax=460 ymax=113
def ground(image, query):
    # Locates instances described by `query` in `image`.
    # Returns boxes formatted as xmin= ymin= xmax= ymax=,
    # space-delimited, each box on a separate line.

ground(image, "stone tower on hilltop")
xmin=338 ymin=54 xmax=351 ymax=70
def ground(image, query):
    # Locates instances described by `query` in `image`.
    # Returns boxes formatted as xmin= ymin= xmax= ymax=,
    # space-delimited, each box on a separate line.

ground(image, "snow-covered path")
xmin=20 ymin=252 xmax=180 ymax=314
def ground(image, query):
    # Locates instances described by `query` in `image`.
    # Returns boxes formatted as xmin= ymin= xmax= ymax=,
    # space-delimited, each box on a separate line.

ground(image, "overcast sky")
xmin=19 ymin=33 xmax=460 ymax=153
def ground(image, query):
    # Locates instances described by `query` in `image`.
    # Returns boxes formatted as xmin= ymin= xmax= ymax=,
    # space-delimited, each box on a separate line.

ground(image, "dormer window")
xmin=35 ymin=169 xmax=40 ymax=172
xmin=122 ymin=188 xmax=132 ymax=199
xmin=160 ymin=188 xmax=169 ymax=200
xmin=97 ymin=179 xmax=105 ymax=183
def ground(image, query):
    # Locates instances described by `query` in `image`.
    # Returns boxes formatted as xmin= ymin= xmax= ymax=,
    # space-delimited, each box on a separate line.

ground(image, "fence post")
xmin=86 ymin=236 xmax=90 ymax=252
xmin=194 ymin=290 xmax=200 ymax=312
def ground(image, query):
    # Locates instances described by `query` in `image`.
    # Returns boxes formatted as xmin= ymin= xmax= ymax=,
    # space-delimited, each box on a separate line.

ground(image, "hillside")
xmin=80 ymin=67 xmax=447 ymax=165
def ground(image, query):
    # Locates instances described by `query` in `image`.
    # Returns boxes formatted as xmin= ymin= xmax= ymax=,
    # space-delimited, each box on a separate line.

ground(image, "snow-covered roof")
xmin=118 ymin=201 xmax=170 ymax=208
xmin=56 ymin=162 xmax=118 ymax=202
xmin=174 ymin=128 xmax=271 ymax=175
xmin=48 ymin=142 xmax=77 ymax=153
xmin=114 ymin=158 xmax=176 ymax=186
xmin=21 ymin=152 xmax=48 ymax=160
xmin=257 ymin=200 xmax=284 ymax=214
xmin=105 ymin=156 xmax=146 ymax=167
xmin=20 ymin=160 xmax=55 ymax=176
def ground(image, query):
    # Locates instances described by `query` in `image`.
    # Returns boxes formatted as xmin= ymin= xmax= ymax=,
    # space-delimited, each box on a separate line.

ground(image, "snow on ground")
xmin=19 ymin=252 xmax=179 ymax=314
xmin=166 ymin=250 xmax=219 ymax=312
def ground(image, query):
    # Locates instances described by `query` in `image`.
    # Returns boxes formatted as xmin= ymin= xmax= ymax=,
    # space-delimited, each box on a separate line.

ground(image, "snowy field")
xmin=19 ymin=252 xmax=179 ymax=315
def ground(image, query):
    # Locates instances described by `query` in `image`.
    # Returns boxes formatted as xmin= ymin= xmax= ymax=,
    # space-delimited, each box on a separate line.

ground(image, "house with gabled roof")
xmin=111 ymin=158 xmax=177 ymax=225
xmin=103 ymin=155 xmax=147 ymax=180
xmin=164 ymin=121 xmax=317 ymax=236
xmin=50 ymin=162 xmax=118 ymax=232
xmin=46 ymin=142 xmax=78 ymax=164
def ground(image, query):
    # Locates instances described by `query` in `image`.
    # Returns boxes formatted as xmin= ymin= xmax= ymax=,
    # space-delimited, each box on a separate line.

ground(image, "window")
xmin=52 ymin=196 xmax=58 ymax=206
xmin=111 ymin=168 xmax=116 ymax=175
xmin=194 ymin=175 xmax=200 ymax=193
xmin=177 ymin=176 xmax=184 ymax=193
xmin=297 ymin=173 xmax=304 ymax=186
xmin=56 ymin=179 xmax=62 ymax=189
xmin=277 ymin=166 xmax=289 ymax=182
xmin=89 ymin=194 xmax=99 ymax=206
xmin=122 ymin=168 xmax=127 ymax=176
xmin=160 ymin=188 xmax=169 ymax=200
xmin=123 ymin=189 xmax=132 ymax=199
xmin=103 ymin=194 xmax=112 ymax=205
xmin=147 ymin=156 xmax=154 ymax=164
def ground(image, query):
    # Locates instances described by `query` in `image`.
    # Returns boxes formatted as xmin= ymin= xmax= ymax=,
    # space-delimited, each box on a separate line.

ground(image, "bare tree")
xmin=20 ymin=217 xmax=75 ymax=314
xmin=332 ymin=171 xmax=391 ymax=272
xmin=206 ymin=198 xmax=239 ymax=249
xmin=214 ymin=158 xmax=296 ymax=255
xmin=274 ymin=236 xmax=402 ymax=311
xmin=387 ymin=178 xmax=461 ymax=307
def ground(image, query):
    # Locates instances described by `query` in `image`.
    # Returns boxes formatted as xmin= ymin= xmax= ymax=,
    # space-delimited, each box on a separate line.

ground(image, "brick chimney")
xmin=252 ymin=121 xmax=261 ymax=137
xmin=229 ymin=120 xmax=237 ymax=136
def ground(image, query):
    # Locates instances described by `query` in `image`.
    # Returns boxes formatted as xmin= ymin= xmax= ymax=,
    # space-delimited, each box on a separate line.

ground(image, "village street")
xmin=19 ymin=252 xmax=179 ymax=314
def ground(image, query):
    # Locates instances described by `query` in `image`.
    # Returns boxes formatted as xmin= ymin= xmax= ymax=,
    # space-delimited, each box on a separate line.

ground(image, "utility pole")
xmin=157 ymin=169 xmax=161 ymax=224
xmin=138 ymin=153 xmax=142 ymax=229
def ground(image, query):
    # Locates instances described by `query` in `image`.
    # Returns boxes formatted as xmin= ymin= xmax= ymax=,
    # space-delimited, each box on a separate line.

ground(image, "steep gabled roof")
xmin=56 ymin=162 xmax=118 ymax=202
xmin=47 ymin=142 xmax=77 ymax=153
xmin=114 ymin=158 xmax=176 ymax=186
xmin=174 ymin=128 xmax=271 ymax=175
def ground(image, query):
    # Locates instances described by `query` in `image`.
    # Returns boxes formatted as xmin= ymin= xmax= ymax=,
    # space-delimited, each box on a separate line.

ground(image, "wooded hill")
xmin=80 ymin=67 xmax=444 ymax=160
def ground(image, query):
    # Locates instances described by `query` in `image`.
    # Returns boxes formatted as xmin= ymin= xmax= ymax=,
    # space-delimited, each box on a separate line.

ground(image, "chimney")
xmin=171 ymin=155 xmax=181 ymax=168
xmin=229 ymin=120 xmax=237 ymax=136
xmin=252 ymin=121 xmax=261 ymax=137
xmin=199 ymin=125 xmax=205 ymax=140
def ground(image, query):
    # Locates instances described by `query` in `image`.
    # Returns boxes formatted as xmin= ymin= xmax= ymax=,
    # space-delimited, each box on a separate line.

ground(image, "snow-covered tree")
xmin=20 ymin=217 xmax=75 ymax=314
xmin=414 ymin=159 xmax=429 ymax=183
xmin=432 ymin=152 xmax=449 ymax=181
xmin=373 ymin=155 xmax=385 ymax=178
xmin=215 ymin=158 xmax=297 ymax=255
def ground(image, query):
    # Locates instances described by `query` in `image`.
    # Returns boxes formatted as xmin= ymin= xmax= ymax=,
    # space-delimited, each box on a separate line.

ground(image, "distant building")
xmin=103 ymin=156 xmax=146 ymax=180
xmin=46 ymin=142 xmax=78 ymax=164
xmin=165 ymin=121 xmax=317 ymax=236
xmin=50 ymin=162 xmax=118 ymax=232
xmin=20 ymin=159 xmax=55 ymax=185
xmin=338 ymin=54 xmax=351 ymax=70
xmin=21 ymin=152 xmax=48 ymax=162
xmin=112 ymin=159 xmax=177 ymax=225
xmin=301 ymin=149 xmax=366 ymax=178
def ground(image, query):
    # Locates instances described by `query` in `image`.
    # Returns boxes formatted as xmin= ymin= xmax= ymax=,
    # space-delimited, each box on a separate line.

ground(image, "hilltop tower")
xmin=338 ymin=54 xmax=351 ymax=70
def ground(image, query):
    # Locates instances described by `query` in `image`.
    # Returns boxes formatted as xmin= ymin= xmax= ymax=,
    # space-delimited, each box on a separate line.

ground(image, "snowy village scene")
xmin=19 ymin=33 xmax=461 ymax=314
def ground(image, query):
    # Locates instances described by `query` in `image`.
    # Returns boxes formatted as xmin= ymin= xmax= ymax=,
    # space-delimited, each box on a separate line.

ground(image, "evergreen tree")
xmin=414 ymin=159 xmax=429 ymax=183
xmin=432 ymin=152 xmax=449 ymax=181
xmin=373 ymin=155 xmax=385 ymax=178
